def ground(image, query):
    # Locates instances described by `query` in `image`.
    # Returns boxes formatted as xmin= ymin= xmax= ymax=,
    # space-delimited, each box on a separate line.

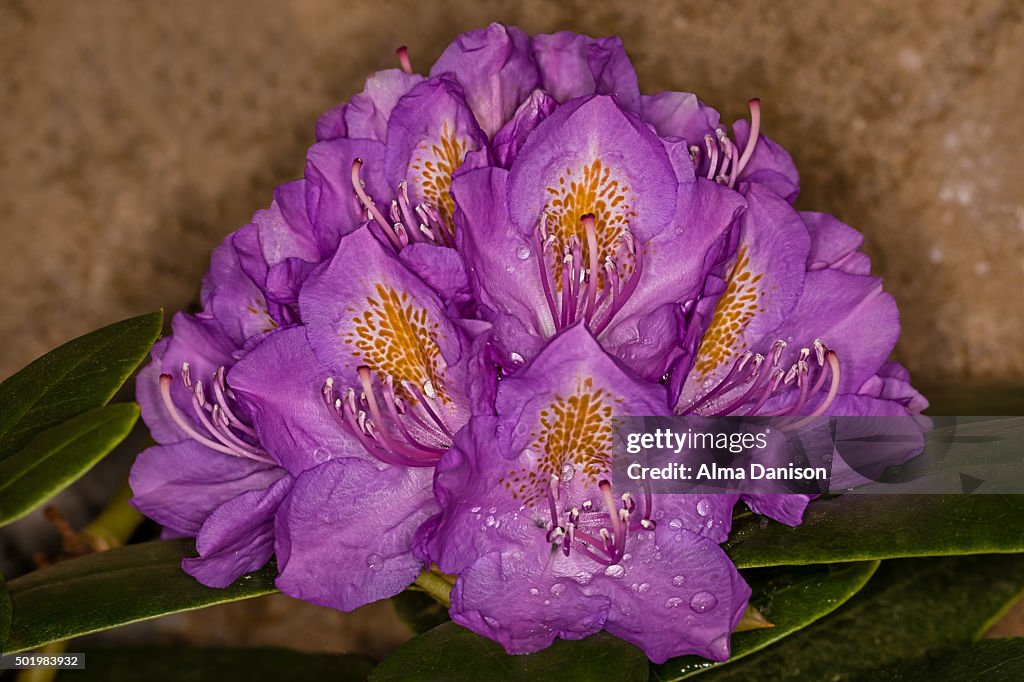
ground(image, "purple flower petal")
xmin=491 ymin=89 xmax=557 ymax=168
xmin=305 ymin=138 xmax=389 ymax=253
xmin=274 ymin=457 xmax=436 ymax=610
xmin=802 ymin=211 xmax=871 ymax=275
xmin=136 ymin=313 xmax=238 ymax=445
xmin=129 ymin=440 xmax=285 ymax=536
xmin=532 ymin=32 xmax=640 ymax=112
xmin=507 ymin=95 xmax=677 ymax=244
xmin=346 ymin=69 xmax=424 ymax=142
xmin=673 ymin=183 xmax=810 ymax=413
xmin=597 ymin=526 xmax=750 ymax=663
xmin=733 ymin=119 xmax=800 ymax=203
xmin=228 ymin=327 xmax=361 ymax=475
xmin=183 ymin=475 xmax=293 ymax=588
xmin=384 ymin=76 xmax=490 ymax=241
xmin=641 ymin=91 xmax=722 ymax=146
xmin=430 ymin=23 xmax=539 ymax=138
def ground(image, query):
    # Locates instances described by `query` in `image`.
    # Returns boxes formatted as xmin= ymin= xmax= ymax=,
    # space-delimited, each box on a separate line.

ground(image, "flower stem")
xmin=83 ymin=481 xmax=143 ymax=550
xmin=414 ymin=569 xmax=454 ymax=608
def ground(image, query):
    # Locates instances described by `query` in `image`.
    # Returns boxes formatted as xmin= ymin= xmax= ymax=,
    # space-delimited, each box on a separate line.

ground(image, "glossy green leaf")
xmin=878 ymin=638 xmax=1024 ymax=681
xmin=652 ymin=561 xmax=879 ymax=680
xmin=921 ymin=383 xmax=1024 ymax=415
xmin=368 ymin=623 xmax=648 ymax=682
xmin=0 ymin=403 xmax=140 ymax=526
xmin=4 ymin=539 xmax=278 ymax=652
xmin=391 ymin=589 xmax=450 ymax=635
xmin=0 ymin=572 xmax=11 ymax=655
xmin=725 ymin=495 xmax=1024 ymax=568
xmin=0 ymin=310 xmax=162 ymax=461
xmin=693 ymin=553 xmax=1024 ymax=680
xmin=55 ymin=647 xmax=376 ymax=682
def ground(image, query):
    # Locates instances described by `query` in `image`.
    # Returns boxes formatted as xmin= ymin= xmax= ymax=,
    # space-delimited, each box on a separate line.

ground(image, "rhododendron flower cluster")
xmin=130 ymin=24 xmax=925 ymax=663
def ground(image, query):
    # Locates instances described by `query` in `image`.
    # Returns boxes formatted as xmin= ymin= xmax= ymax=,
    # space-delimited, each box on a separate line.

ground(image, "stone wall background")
xmin=1 ymin=0 xmax=1023 ymax=384
xmin=1 ymin=0 xmax=1022 ymax=653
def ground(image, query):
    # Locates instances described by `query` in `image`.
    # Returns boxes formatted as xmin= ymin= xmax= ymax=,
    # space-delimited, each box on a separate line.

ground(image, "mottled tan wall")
xmin=2 ymin=0 xmax=1022 ymax=384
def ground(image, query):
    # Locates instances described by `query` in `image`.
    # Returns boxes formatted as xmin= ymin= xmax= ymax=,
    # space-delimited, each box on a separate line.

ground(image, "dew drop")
xmin=516 ymin=245 xmax=531 ymax=260
xmin=574 ymin=571 xmax=593 ymax=585
xmin=313 ymin=447 xmax=329 ymax=463
xmin=665 ymin=597 xmax=683 ymax=608
xmin=561 ymin=463 xmax=576 ymax=481
xmin=689 ymin=591 xmax=718 ymax=613
xmin=485 ymin=515 xmax=499 ymax=528
xmin=668 ymin=518 xmax=683 ymax=530
xmin=529 ymin=587 xmax=540 ymax=595
xmin=672 ymin=575 xmax=687 ymax=587
xmin=550 ymin=583 xmax=566 ymax=597
xmin=604 ymin=564 xmax=625 ymax=578
xmin=638 ymin=582 xmax=651 ymax=593
xmin=470 ymin=506 xmax=482 ymax=513
xmin=483 ymin=615 xmax=500 ymax=628
xmin=510 ymin=352 xmax=525 ymax=364
xmin=366 ymin=554 xmax=383 ymax=571
xmin=696 ymin=498 xmax=711 ymax=517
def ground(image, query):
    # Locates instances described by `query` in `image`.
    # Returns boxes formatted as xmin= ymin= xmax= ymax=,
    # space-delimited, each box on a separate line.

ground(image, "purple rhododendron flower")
xmin=129 ymin=22 xmax=926 ymax=663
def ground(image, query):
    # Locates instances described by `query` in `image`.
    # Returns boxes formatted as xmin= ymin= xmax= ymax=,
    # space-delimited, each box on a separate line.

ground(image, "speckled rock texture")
xmin=1 ymin=0 xmax=1021 ymax=651
xmin=1 ymin=0 xmax=1022 ymax=384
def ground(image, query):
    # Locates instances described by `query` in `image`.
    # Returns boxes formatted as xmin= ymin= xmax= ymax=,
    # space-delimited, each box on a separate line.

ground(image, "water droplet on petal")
xmin=422 ymin=380 xmax=437 ymax=399
xmin=668 ymin=518 xmax=683 ymax=530
xmin=605 ymin=564 xmax=625 ymax=578
xmin=672 ymin=575 xmax=687 ymax=587
xmin=696 ymin=498 xmax=711 ymax=517
xmin=366 ymin=554 xmax=383 ymax=571
xmin=638 ymin=582 xmax=651 ymax=593
xmin=690 ymin=591 xmax=718 ymax=613
xmin=561 ymin=463 xmax=575 ymax=481
xmin=313 ymin=447 xmax=329 ymax=463
xmin=510 ymin=352 xmax=525 ymax=364
xmin=665 ymin=597 xmax=683 ymax=608
xmin=483 ymin=615 xmax=500 ymax=628
xmin=470 ymin=506 xmax=482 ymax=513
xmin=529 ymin=587 xmax=539 ymax=595
xmin=550 ymin=583 xmax=566 ymax=597
xmin=574 ymin=571 xmax=593 ymax=585
xmin=516 ymin=245 xmax=531 ymax=260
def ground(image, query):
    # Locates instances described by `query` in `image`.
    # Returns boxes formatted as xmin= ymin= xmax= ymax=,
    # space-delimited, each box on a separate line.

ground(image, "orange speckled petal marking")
xmin=344 ymin=283 xmax=448 ymax=402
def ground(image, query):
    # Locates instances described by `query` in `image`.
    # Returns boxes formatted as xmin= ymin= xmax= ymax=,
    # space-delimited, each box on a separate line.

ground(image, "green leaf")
xmin=368 ymin=623 xmax=648 ymax=682
xmin=878 ymin=638 xmax=1024 ymax=681
xmin=0 ymin=572 xmax=11 ymax=655
xmin=4 ymin=539 xmax=278 ymax=652
xmin=692 ymin=553 xmax=1024 ymax=680
xmin=921 ymin=383 xmax=1024 ymax=415
xmin=0 ymin=403 xmax=140 ymax=526
xmin=726 ymin=495 xmax=1024 ymax=568
xmin=55 ymin=647 xmax=376 ymax=682
xmin=391 ymin=589 xmax=451 ymax=635
xmin=0 ymin=310 xmax=162 ymax=462
xmin=651 ymin=561 xmax=879 ymax=680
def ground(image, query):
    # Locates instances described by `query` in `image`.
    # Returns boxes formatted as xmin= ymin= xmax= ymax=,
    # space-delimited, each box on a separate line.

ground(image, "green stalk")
xmin=414 ymin=569 xmax=455 ymax=608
